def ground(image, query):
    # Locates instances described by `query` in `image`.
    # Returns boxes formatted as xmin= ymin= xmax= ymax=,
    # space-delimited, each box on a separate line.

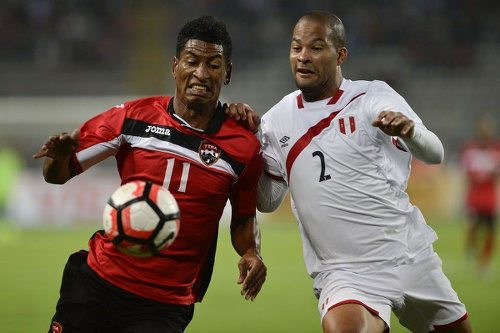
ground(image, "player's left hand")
xmin=224 ymin=103 xmax=261 ymax=133
xmin=32 ymin=128 xmax=80 ymax=160
xmin=237 ymin=252 xmax=267 ymax=301
xmin=371 ymin=111 xmax=414 ymax=139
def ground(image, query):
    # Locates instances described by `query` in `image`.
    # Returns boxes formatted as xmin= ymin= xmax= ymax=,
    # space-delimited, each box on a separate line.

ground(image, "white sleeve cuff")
xmin=402 ymin=126 xmax=444 ymax=164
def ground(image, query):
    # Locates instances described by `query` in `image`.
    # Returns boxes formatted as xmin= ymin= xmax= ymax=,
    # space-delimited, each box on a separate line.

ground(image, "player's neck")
xmin=301 ymin=75 xmax=344 ymax=102
xmin=172 ymin=98 xmax=217 ymax=130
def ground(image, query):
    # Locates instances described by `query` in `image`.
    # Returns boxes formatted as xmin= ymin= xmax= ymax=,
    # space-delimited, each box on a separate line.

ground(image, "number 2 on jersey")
xmin=163 ymin=158 xmax=190 ymax=192
xmin=312 ymin=151 xmax=331 ymax=182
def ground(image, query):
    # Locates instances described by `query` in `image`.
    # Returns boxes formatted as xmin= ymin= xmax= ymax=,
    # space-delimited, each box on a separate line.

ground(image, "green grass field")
xmin=0 ymin=217 xmax=498 ymax=332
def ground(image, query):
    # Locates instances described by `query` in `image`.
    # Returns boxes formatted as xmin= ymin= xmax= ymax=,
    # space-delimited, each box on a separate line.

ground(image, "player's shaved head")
xmin=297 ymin=11 xmax=346 ymax=49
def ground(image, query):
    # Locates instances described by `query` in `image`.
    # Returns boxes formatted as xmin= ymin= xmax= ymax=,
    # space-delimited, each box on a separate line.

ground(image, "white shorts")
xmin=313 ymin=250 xmax=468 ymax=332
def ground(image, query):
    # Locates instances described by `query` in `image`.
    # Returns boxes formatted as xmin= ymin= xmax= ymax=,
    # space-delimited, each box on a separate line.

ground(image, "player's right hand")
xmin=371 ymin=111 xmax=414 ymax=139
xmin=33 ymin=128 xmax=81 ymax=160
xmin=224 ymin=103 xmax=261 ymax=133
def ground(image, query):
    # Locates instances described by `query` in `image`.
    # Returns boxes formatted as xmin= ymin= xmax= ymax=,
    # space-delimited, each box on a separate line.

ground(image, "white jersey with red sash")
xmin=72 ymin=96 xmax=262 ymax=304
xmin=261 ymin=78 xmax=438 ymax=277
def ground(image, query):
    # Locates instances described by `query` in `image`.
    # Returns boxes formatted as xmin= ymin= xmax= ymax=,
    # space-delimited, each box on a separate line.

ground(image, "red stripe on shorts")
xmin=433 ymin=313 xmax=469 ymax=330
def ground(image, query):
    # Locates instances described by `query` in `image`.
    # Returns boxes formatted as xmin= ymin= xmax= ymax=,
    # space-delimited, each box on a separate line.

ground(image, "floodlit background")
xmin=0 ymin=1 xmax=499 ymax=332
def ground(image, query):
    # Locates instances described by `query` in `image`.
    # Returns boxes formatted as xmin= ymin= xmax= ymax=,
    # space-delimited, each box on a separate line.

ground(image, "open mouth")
xmin=297 ymin=68 xmax=315 ymax=75
xmin=190 ymin=84 xmax=209 ymax=92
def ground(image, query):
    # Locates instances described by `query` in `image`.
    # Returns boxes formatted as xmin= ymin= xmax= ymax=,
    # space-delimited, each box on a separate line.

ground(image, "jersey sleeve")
xmin=75 ymin=104 xmax=127 ymax=172
xmin=365 ymin=81 xmax=424 ymax=127
xmin=362 ymin=82 xmax=423 ymax=143
xmin=260 ymin=114 xmax=287 ymax=181
xmin=229 ymin=143 xmax=263 ymax=217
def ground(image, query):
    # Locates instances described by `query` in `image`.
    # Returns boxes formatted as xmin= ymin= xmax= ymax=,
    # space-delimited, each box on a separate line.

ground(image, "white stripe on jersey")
xmin=124 ymin=135 xmax=238 ymax=177
xmin=76 ymin=134 xmax=238 ymax=178
xmin=76 ymin=136 xmax=122 ymax=171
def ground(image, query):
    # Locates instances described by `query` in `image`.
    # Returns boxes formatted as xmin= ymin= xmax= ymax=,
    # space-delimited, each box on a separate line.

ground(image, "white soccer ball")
xmin=103 ymin=180 xmax=180 ymax=257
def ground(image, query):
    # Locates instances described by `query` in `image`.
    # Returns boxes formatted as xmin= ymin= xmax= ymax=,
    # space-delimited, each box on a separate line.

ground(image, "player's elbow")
xmin=406 ymin=128 xmax=444 ymax=165
xmin=43 ymin=174 xmax=68 ymax=185
xmin=42 ymin=168 xmax=72 ymax=184
xmin=422 ymin=143 xmax=444 ymax=165
xmin=256 ymin=173 xmax=288 ymax=213
xmin=257 ymin=200 xmax=280 ymax=213
xmin=428 ymin=151 xmax=444 ymax=165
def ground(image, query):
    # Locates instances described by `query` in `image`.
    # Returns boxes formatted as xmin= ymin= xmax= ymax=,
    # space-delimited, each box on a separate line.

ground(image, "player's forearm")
xmin=230 ymin=215 xmax=262 ymax=258
xmin=402 ymin=127 xmax=444 ymax=164
xmin=42 ymin=156 xmax=75 ymax=184
xmin=256 ymin=171 xmax=288 ymax=213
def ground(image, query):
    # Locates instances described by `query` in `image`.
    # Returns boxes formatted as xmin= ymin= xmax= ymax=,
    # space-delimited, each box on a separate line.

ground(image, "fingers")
xmin=372 ymin=111 xmax=414 ymax=139
xmin=237 ymin=255 xmax=267 ymax=301
xmin=242 ymin=266 xmax=266 ymax=301
xmin=32 ymin=129 xmax=80 ymax=160
xmin=224 ymin=103 xmax=261 ymax=133
xmin=32 ymin=147 xmax=48 ymax=159
xmin=224 ymin=103 xmax=247 ymax=121
xmin=248 ymin=112 xmax=261 ymax=133
xmin=70 ymin=128 xmax=81 ymax=141
xmin=32 ymin=134 xmax=59 ymax=159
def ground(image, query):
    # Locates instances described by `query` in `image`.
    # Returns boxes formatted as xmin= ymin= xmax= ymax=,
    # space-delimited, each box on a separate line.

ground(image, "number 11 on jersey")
xmin=163 ymin=158 xmax=191 ymax=192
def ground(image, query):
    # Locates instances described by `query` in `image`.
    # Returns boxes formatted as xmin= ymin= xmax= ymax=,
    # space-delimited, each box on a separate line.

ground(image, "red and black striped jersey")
xmin=73 ymin=95 xmax=262 ymax=304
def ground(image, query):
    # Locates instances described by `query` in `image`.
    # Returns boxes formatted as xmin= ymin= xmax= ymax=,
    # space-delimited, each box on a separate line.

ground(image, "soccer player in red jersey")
xmin=33 ymin=16 xmax=266 ymax=333
xmin=459 ymin=115 xmax=500 ymax=275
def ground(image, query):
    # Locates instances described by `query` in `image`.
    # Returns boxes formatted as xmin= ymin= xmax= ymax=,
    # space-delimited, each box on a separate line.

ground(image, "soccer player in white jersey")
xmin=227 ymin=10 xmax=472 ymax=333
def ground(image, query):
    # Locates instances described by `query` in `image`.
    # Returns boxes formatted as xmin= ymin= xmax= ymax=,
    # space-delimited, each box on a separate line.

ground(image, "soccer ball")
xmin=103 ymin=180 xmax=180 ymax=257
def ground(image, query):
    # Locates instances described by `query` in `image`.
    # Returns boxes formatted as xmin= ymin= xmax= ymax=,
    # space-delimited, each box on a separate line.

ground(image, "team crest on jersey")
xmin=199 ymin=140 xmax=221 ymax=166
xmin=338 ymin=116 xmax=357 ymax=136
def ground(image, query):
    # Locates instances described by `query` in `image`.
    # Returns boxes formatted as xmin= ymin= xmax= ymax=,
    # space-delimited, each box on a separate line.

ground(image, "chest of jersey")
xmin=279 ymin=96 xmax=383 ymax=188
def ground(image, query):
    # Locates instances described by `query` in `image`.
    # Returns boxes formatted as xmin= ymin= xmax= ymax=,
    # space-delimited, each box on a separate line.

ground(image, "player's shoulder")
xmin=262 ymin=90 xmax=301 ymax=120
xmin=104 ymin=96 xmax=172 ymax=121
xmin=350 ymin=79 xmax=406 ymax=109
xmin=218 ymin=119 xmax=262 ymax=166
xmin=358 ymin=79 xmax=398 ymax=96
xmin=221 ymin=116 xmax=261 ymax=147
xmin=120 ymin=95 xmax=172 ymax=110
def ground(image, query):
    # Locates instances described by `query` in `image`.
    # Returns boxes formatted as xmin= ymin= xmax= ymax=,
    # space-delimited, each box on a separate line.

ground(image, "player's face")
xmin=290 ymin=19 xmax=346 ymax=101
xmin=172 ymin=39 xmax=232 ymax=110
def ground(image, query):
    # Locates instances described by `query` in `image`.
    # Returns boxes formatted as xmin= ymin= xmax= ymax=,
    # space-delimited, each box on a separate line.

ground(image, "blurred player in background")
xmin=33 ymin=16 xmax=266 ymax=333
xmin=459 ymin=115 xmax=500 ymax=275
xmin=228 ymin=10 xmax=472 ymax=333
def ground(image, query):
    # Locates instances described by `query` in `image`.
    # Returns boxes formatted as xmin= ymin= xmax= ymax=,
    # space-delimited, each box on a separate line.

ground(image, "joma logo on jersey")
xmin=338 ymin=116 xmax=356 ymax=135
xmin=199 ymin=140 xmax=221 ymax=166
xmin=145 ymin=125 xmax=171 ymax=137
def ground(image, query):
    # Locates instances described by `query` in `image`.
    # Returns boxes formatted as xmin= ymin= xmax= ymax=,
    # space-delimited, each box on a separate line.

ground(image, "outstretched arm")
xmin=32 ymin=128 xmax=81 ymax=184
xmin=230 ymin=214 xmax=267 ymax=301
xmin=372 ymin=111 xmax=444 ymax=164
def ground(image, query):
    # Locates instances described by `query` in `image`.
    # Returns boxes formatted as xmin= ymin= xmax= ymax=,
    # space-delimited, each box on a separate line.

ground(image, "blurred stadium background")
xmin=0 ymin=1 xmax=499 ymax=332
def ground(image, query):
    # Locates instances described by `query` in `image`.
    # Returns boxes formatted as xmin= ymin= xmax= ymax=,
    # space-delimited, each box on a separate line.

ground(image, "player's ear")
xmin=224 ymin=62 xmax=232 ymax=85
xmin=172 ymin=56 xmax=179 ymax=78
xmin=336 ymin=47 xmax=348 ymax=66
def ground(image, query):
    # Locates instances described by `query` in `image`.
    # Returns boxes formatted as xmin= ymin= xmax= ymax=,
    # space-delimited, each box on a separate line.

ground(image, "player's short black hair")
xmin=176 ymin=16 xmax=232 ymax=64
